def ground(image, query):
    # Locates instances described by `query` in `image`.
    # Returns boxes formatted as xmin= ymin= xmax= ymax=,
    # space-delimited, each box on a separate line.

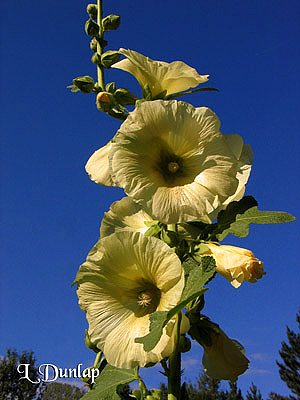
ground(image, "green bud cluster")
xmin=72 ymin=76 xmax=95 ymax=94
xmin=101 ymin=50 xmax=120 ymax=68
xmin=85 ymin=18 xmax=99 ymax=36
xmin=86 ymin=4 xmax=97 ymax=19
xmin=102 ymin=14 xmax=120 ymax=31
xmin=90 ymin=38 xmax=98 ymax=52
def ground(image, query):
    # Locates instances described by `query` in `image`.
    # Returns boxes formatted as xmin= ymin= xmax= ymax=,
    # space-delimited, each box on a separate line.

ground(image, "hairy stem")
xmin=97 ymin=0 xmax=105 ymax=89
xmin=168 ymin=312 xmax=182 ymax=400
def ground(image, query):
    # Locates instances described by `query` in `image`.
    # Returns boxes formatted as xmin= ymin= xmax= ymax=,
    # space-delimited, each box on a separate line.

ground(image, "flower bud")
xmin=91 ymin=53 xmax=102 ymax=65
xmin=101 ymin=50 xmax=120 ymax=68
xmin=96 ymin=91 xmax=114 ymax=112
xmin=202 ymin=243 xmax=265 ymax=288
xmin=114 ymin=88 xmax=137 ymax=105
xmin=85 ymin=19 xmax=99 ymax=36
xmin=73 ymin=76 xmax=95 ymax=94
xmin=86 ymin=4 xmax=97 ymax=19
xmin=102 ymin=14 xmax=121 ymax=31
xmin=202 ymin=329 xmax=249 ymax=381
xmin=106 ymin=82 xmax=116 ymax=93
xmin=90 ymin=38 xmax=98 ymax=52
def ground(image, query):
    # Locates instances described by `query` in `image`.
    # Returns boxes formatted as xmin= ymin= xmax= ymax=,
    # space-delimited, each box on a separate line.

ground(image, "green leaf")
xmin=213 ymin=195 xmax=258 ymax=236
xmin=216 ymin=205 xmax=296 ymax=241
xmin=67 ymin=84 xmax=80 ymax=93
xmin=135 ymin=256 xmax=215 ymax=351
xmin=81 ymin=364 xmax=137 ymax=400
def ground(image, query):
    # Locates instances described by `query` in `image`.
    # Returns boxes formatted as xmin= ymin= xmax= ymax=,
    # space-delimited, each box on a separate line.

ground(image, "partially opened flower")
xmin=202 ymin=243 xmax=265 ymax=288
xmin=100 ymin=196 xmax=154 ymax=238
xmin=75 ymin=231 xmax=189 ymax=369
xmin=110 ymin=100 xmax=252 ymax=224
xmin=85 ymin=141 xmax=115 ymax=187
xmin=112 ymin=48 xmax=209 ymax=97
xmin=202 ymin=329 xmax=249 ymax=381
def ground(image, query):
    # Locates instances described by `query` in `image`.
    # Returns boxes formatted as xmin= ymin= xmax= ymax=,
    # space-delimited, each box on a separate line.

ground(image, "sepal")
xmin=102 ymin=14 xmax=121 ymax=31
xmin=72 ymin=75 xmax=95 ymax=94
xmin=86 ymin=4 xmax=97 ymax=20
xmin=85 ymin=19 xmax=99 ymax=36
xmin=101 ymin=50 xmax=121 ymax=68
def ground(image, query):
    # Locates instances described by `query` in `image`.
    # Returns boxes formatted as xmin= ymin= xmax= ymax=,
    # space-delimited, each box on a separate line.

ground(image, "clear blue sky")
xmin=0 ymin=0 xmax=299 ymax=397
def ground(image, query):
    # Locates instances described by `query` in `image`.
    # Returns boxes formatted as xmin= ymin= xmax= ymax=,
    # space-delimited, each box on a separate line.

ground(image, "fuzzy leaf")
xmin=135 ymin=256 xmax=215 ymax=352
xmin=216 ymin=206 xmax=296 ymax=241
xmin=81 ymin=364 xmax=137 ymax=400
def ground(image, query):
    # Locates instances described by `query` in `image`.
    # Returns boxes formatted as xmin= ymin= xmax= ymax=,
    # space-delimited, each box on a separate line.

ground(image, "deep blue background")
xmin=0 ymin=0 xmax=299 ymax=396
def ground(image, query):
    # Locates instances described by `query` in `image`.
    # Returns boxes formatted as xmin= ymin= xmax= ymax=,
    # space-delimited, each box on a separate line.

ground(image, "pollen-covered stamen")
xmin=168 ymin=161 xmax=179 ymax=173
xmin=137 ymin=290 xmax=153 ymax=307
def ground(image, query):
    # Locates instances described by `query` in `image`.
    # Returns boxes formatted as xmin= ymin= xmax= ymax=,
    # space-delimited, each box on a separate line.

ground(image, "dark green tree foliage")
xmin=42 ymin=382 xmax=86 ymax=399
xmin=266 ymin=393 xmax=290 ymax=400
xmin=187 ymin=370 xmax=226 ymax=400
xmin=246 ymin=383 xmax=263 ymax=400
xmin=226 ymin=381 xmax=243 ymax=400
xmin=276 ymin=308 xmax=300 ymax=397
xmin=0 ymin=348 xmax=46 ymax=400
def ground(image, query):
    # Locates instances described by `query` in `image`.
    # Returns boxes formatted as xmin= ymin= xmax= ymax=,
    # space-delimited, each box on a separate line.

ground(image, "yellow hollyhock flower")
xmin=85 ymin=141 xmax=115 ymax=187
xmin=109 ymin=100 xmax=252 ymax=224
xmin=100 ymin=196 xmax=154 ymax=238
xmin=202 ymin=329 xmax=249 ymax=381
xmin=203 ymin=243 xmax=265 ymax=288
xmin=75 ymin=231 xmax=189 ymax=369
xmin=112 ymin=48 xmax=209 ymax=97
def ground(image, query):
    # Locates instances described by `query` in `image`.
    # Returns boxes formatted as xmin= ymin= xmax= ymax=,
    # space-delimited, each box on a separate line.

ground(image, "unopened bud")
xmin=114 ymin=88 xmax=137 ymax=105
xmin=101 ymin=51 xmax=120 ymax=68
xmin=102 ymin=14 xmax=120 ymax=31
xmin=91 ymin=53 xmax=102 ymax=65
xmin=85 ymin=19 xmax=99 ymax=36
xmin=87 ymin=4 xmax=98 ymax=19
xmin=90 ymin=38 xmax=98 ymax=52
xmin=105 ymin=82 xmax=116 ymax=93
xmin=73 ymin=76 xmax=95 ymax=94
xmin=96 ymin=92 xmax=113 ymax=112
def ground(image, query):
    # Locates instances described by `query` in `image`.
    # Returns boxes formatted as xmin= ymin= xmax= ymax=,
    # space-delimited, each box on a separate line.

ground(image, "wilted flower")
xmin=112 ymin=48 xmax=209 ymax=97
xmin=202 ymin=243 xmax=265 ymax=288
xmin=75 ymin=231 xmax=189 ymax=369
xmin=109 ymin=100 xmax=252 ymax=224
xmin=202 ymin=329 xmax=249 ymax=381
xmin=85 ymin=141 xmax=115 ymax=187
xmin=100 ymin=196 xmax=154 ymax=238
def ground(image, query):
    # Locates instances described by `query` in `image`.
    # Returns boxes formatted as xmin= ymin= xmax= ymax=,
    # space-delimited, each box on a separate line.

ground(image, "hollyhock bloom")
xmin=100 ymin=196 xmax=154 ymax=238
xmin=112 ymin=48 xmax=209 ymax=97
xmin=203 ymin=243 xmax=265 ymax=288
xmin=109 ymin=100 xmax=252 ymax=224
xmin=85 ymin=141 xmax=115 ymax=187
xmin=202 ymin=329 xmax=249 ymax=381
xmin=75 ymin=231 xmax=188 ymax=369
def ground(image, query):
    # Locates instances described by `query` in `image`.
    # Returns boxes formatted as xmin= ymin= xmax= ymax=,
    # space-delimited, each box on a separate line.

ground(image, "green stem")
xmin=168 ymin=312 xmax=182 ymax=400
xmin=93 ymin=351 xmax=102 ymax=368
xmin=97 ymin=0 xmax=105 ymax=89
